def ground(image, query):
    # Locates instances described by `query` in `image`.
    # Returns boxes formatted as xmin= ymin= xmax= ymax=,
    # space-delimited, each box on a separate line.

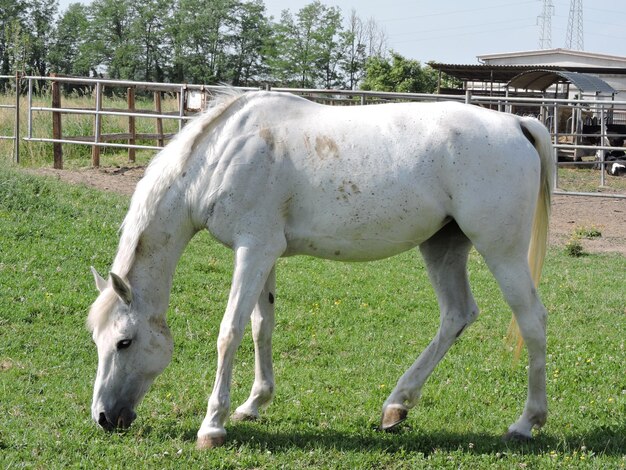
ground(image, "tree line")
xmin=1 ymin=0 xmax=442 ymax=92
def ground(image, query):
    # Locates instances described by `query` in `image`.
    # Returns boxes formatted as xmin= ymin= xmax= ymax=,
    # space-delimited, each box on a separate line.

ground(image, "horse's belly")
xmin=283 ymin=203 xmax=448 ymax=261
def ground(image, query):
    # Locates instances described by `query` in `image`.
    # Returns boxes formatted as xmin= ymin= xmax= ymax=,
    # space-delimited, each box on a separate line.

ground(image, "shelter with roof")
xmin=429 ymin=49 xmax=626 ymax=161
xmin=429 ymin=48 xmax=626 ymax=100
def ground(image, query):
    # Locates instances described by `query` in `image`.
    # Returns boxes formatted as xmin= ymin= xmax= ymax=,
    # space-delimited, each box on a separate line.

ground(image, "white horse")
xmin=87 ymin=91 xmax=553 ymax=449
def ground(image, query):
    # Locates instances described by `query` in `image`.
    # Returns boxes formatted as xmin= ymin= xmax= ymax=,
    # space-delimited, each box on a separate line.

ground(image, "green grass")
xmin=1 ymin=166 xmax=625 ymax=468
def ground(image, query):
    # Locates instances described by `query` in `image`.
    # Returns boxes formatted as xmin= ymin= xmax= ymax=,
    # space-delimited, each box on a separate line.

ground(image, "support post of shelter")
xmin=600 ymin=102 xmax=606 ymax=187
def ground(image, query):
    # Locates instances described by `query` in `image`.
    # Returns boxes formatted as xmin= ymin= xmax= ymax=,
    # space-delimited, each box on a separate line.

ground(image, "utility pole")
xmin=537 ymin=0 xmax=554 ymax=49
xmin=565 ymin=0 xmax=584 ymax=50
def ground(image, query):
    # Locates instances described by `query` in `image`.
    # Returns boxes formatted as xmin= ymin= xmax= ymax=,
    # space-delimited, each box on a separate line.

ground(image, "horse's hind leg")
xmin=382 ymin=222 xmax=479 ymax=430
xmin=480 ymin=252 xmax=548 ymax=440
xmin=231 ymin=266 xmax=276 ymax=421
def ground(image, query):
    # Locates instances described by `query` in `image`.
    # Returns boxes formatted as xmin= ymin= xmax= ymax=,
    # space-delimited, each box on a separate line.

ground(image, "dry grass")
xmin=1 ymin=92 xmax=181 ymax=168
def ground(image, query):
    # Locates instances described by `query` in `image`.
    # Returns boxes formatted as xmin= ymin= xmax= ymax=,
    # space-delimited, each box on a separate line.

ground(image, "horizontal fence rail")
xmin=2 ymin=75 xmax=626 ymax=199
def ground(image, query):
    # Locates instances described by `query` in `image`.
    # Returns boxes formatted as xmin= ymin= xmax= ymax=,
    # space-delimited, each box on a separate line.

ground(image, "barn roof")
xmin=428 ymin=62 xmax=626 ymax=85
xmin=507 ymin=70 xmax=616 ymax=94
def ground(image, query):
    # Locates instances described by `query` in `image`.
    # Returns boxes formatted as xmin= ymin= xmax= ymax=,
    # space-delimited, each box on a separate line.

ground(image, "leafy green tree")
xmin=130 ymin=0 xmax=172 ymax=82
xmin=224 ymin=0 xmax=272 ymax=86
xmin=360 ymin=52 xmax=437 ymax=93
xmin=85 ymin=0 xmax=139 ymax=79
xmin=49 ymin=3 xmax=92 ymax=76
xmin=1 ymin=0 xmax=58 ymax=77
xmin=168 ymin=0 xmax=234 ymax=83
xmin=268 ymin=1 xmax=344 ymax=88
xmin=24 ymin=0 xmax=58 ymax=76
xmin=314 ymin=3 xmax=344 ymax=89
xmin=340 ymin=10 xmax=367 ymax=90
xmin=0 ymin=0 xmax=27 ymax=75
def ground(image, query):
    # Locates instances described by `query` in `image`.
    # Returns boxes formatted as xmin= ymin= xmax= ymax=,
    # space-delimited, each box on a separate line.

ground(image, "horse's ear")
xmin=110 ymin=272 xmax=133 ymax=305
xmin=91 ymin=266 xmax=108 ymax=293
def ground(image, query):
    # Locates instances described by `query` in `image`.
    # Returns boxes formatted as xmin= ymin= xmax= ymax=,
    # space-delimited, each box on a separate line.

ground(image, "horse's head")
xmin=88 ymin=268 xmax=173 ymax=431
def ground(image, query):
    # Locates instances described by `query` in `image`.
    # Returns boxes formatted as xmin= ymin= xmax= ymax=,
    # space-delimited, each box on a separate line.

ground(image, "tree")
xmin=224 ymin=0 xmax=272 ymax=86
xmin=86 ymin=0 xmax=139 ymax=79
xmin=314 ymin=3 xmax=344 ymax=89
xmin=339 ymin=10 xmax=367 ymax=90
xmin=0 ymin=0 xmax=27 ymax=75
xmin=1 ymin=0 xmax=58 ymax=77
xmin=24 ymin=0 xmax=58 ymax=76
xmin=49 ymin=3 xmax=91 ymax=76
xmin=268 ymin=1 xmax=344 ymax=88
xmin=130 ymin=0 xmax=172 ymax=82
xmin=168 ymin=0 xmax=234 ymax=83
xmin=360 ymin=52 xmax=438 ymax=94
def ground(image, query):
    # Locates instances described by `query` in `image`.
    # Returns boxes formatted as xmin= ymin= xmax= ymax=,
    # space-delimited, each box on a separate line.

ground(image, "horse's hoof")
xmin=196 ymin=434 xmax=226 ymax=449
xmin=380 ymin=406 xmax=408 ymax=431
xmin=503 ymin=430 xmax=532 ymax=442
xmin=231 ymin=411 xmax=258 ymax=422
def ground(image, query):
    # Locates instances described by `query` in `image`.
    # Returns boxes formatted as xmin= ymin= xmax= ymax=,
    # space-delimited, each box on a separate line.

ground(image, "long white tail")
xmin=509 ymin=117 xmax=554 ymax=357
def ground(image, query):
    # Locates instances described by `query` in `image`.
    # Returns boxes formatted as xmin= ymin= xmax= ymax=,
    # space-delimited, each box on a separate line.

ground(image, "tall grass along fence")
xmin=1 ymin=74 xmax=626 ymax=199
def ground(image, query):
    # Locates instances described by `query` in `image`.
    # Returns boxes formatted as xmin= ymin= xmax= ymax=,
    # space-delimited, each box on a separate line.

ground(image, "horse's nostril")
xmin=98 ymin=412 xmax=114 ymax=431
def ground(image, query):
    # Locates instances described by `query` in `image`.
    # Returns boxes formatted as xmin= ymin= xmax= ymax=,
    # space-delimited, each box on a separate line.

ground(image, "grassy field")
xmin=0 ymin=166 xmax=625 ymax=468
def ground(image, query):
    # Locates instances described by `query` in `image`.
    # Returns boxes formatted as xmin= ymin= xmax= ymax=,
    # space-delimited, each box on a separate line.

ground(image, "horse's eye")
xmin=117 ymin=339 xmax=132 ymax=350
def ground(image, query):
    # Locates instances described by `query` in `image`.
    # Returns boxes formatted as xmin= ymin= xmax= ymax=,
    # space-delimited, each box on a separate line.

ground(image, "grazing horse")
xmin=87 ymin=91 xmax=553 ymax=449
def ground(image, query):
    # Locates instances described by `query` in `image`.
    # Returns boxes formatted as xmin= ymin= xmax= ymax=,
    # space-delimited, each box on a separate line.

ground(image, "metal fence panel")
xmin=4 ymin=75 xmax=626 ymax=199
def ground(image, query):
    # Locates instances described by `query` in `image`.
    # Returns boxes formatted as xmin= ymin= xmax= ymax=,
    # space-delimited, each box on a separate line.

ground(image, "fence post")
xmin=127 ymin=87 xmax=136 ymax=162
xmin=92 ymin=82 xmax=102 ymax=167
xmin=14 ymin=72 xmax=20 ymax=164
xmin=51 ymin=73 xmax=63 ymax=169
xmin=154 ymin=91 xmax=164 ymax=147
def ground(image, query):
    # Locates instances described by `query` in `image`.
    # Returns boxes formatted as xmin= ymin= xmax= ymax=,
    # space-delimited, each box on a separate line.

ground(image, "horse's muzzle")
xmin=97 ymin=407 xmax=137 ymax=431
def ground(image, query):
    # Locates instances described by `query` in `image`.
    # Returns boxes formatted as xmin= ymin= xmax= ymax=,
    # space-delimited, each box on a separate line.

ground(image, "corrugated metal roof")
xmin=507 ymin=70 xmax=615 ymax=94
xmin=428 ymin=62 xmax=626 ymax=84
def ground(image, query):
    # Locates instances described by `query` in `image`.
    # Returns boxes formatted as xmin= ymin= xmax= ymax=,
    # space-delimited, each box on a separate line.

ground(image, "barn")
xmin=429 ymin=48 xmax=626 ymax=100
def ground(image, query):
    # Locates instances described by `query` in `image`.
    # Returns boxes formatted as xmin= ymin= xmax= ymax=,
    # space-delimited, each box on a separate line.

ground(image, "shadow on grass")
xmin=172 ymin=420 xmax=626 ymax=457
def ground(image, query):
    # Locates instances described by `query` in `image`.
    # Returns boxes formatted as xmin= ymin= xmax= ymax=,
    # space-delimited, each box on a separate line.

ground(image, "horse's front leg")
xmin=231 ymin=266 xmax=276 ymax=422
xmin=196 ymin=242 xmax=283 ymax=450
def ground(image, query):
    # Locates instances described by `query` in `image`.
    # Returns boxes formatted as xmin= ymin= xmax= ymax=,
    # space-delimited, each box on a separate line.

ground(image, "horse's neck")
xmin=113 ymin=193 xmax=197 ymax=315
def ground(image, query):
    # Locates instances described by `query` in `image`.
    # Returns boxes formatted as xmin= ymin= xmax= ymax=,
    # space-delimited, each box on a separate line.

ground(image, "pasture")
xmin=0 ymin=166 xmax=624 ymax=468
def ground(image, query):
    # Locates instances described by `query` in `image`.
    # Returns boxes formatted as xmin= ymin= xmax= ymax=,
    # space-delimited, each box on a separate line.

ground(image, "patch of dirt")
xmin=27 ymin=166 xmax=626 ymax=256
xmin=27 ymin=166 xmax=144 ymax=196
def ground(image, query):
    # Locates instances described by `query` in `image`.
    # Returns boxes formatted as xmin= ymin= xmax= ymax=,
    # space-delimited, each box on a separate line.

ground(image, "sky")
xmin=56 ymin=0 xmax=626 ymax=65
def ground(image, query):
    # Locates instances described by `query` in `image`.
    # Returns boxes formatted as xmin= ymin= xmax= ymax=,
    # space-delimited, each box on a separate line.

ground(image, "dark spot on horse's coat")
xmin=334 ymin=250 xmax=341 ymax=256
xmin=260 ymin=128 xmax=275 ymax=152
xmin=315 ymin=135 xmax=339 ymax=159
xmin=269 ymin=293 xmax=274 ymax=304
xmin=182 ymin=171 xmax=187 ymax=178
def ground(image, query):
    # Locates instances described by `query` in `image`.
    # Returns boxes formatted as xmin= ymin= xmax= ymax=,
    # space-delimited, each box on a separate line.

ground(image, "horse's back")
xmin=199 ymin=93 xmax=542 ymax=260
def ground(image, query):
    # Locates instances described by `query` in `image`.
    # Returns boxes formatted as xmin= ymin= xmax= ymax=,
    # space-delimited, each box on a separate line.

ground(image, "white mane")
xmin=110 ymin=91 xmax=245 ymax=276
